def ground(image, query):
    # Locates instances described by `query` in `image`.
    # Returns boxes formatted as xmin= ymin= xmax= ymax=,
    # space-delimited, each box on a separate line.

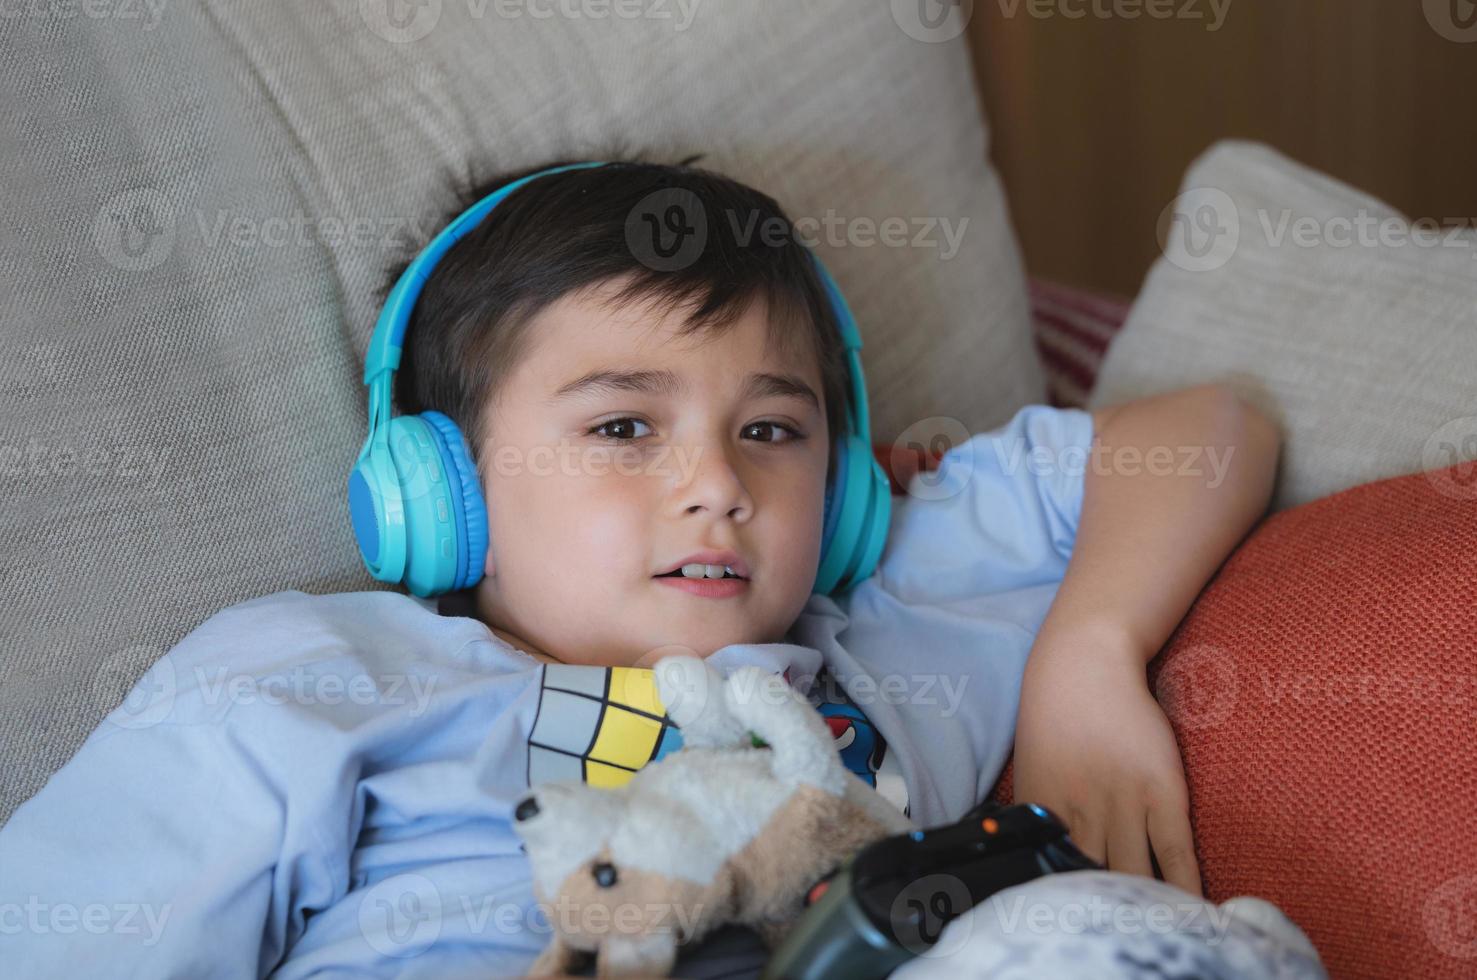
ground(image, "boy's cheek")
xmin=758 ymin=505 xmax=826 ymax=615
xmin=492 ymin=476 xmax=648 ymax=572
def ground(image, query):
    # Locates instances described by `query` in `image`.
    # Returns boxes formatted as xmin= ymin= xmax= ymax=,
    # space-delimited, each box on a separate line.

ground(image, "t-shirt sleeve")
xmin=873 ymin=404 xmax=1095 ymax=605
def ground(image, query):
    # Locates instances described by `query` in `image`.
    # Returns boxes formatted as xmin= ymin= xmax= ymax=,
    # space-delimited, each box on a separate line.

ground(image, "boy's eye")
xmin=742 ymin=421 xmax=803 ymax=444
xmin=589 ymin=418 xmax=652 ymax=441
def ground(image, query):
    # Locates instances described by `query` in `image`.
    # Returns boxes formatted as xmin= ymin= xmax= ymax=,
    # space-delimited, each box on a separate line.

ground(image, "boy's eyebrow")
xmin=547 ymin=368 xmax=820 ymax=411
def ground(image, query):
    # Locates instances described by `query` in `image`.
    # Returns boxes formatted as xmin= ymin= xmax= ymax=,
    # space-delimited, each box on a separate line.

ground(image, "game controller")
xmin=760 ymin=799 xmax=1103 ymax=979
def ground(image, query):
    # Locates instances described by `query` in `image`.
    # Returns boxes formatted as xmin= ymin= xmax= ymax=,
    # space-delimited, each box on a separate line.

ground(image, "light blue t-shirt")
xmin=0 ymin=404 xmax=1093 ymax=978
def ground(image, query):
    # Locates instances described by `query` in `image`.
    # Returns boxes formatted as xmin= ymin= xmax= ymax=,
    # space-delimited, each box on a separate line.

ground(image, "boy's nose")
xmin=675 ymin=444 xmax=753 ymax=522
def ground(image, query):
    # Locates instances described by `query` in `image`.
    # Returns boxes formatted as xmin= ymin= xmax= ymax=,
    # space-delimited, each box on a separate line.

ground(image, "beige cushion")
xmin=1089 ymin=140 xmax=1477 ymax=512
xmin=0 ymin=1 xmax=1038 ymax=822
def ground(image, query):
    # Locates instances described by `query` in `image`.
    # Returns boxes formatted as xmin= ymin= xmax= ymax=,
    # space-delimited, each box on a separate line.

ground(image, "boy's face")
xmin=472 ymin=276 xmax=831 ymax=668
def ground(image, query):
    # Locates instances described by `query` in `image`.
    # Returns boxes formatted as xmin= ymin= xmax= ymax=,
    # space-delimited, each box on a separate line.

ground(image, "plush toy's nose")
xmin=513 ymin=795 xmax=540 ymax=822
xmin=592 ymin=862 xmax=618 ymax=888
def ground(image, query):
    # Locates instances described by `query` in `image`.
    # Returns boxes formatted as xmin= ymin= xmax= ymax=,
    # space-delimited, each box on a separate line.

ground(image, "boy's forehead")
xmin=522 ymin=281 xmax=814 ymax=387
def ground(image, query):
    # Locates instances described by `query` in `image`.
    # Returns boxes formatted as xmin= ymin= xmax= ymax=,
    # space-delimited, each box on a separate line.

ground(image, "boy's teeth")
xmin=680 ymin=563 xmax=734 ymax=579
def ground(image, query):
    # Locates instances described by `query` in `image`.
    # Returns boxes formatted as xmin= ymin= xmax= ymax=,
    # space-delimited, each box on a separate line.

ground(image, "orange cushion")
xmin=988 ymin=461 xmax=1477 ymax=978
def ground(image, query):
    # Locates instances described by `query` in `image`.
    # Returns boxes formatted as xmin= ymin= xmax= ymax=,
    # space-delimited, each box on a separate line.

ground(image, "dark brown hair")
xmin=385 ymin=151 xmax=853 ymax=479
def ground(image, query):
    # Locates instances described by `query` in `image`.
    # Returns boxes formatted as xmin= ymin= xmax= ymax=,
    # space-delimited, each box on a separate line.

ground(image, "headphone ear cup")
xmin=386 ymin=415 xmax=464 ymax=597
xmin=814 ymin=439 xmax=849 ymax=595
xmin=851 ymin=453 xmax=892 ymax=589
xmin=385 ymin=416 xmax=446 ymax=596
xmin=814 ymin=433 xmax=867 ymax=595
xmin=814 ymin=435 xmax=894 ymax=596
xmin=420 ymin=410 xmax=489 ymax=591
xmin=819 ymin=441 xmax=845 ymax=560
xmin=348 ymin=444 xmax=407 ymax=585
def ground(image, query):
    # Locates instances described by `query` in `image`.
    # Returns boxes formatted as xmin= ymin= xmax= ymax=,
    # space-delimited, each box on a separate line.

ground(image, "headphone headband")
xmin=363 ymin=162 xmax=608 ymax=407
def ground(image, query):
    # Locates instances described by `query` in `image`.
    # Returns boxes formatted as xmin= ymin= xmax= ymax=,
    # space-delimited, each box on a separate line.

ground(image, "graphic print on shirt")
xmin=526 ymin=662 xmax=910 ymax=819
xmin=526 ymin=664 xmax=684 ymax=788
xmin=809 ymin=679 xmax=911 ymax=820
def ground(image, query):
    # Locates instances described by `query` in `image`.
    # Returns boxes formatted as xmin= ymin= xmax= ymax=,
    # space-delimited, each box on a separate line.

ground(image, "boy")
xmin=0 ymin=158 xmax=1284 ymax=977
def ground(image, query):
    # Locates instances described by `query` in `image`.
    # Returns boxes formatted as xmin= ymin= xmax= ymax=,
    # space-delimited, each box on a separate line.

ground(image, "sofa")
xmin=4 ymin=2 xmax=1473 ymax=977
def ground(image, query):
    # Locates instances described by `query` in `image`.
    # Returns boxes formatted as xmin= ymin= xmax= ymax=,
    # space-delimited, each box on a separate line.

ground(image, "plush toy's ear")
xmin=512 ymin=781 xmax=623 ymax=899
xmin=513 ymin=781 xmax=610 ymax=833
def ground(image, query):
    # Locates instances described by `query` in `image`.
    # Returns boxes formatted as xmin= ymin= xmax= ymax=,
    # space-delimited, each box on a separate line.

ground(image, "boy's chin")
xmin=625 ymin=626 xmax=778 ymax=668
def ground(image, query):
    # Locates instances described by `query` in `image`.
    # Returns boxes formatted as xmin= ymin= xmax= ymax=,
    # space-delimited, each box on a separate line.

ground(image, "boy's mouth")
xmin=653 ymin=568 xmax=752 ymax=598
xmin=654 ymin=566 xmax=748 ymax=581
xmin=653 ymin=552 xmax=751 ymax=580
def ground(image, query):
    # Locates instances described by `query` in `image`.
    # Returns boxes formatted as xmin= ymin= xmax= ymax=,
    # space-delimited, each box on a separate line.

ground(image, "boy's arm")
xmin=1012 ymin=382 xmax=1281 ymax=898
xmin=0 ymin=591 xmax=547 ymax=977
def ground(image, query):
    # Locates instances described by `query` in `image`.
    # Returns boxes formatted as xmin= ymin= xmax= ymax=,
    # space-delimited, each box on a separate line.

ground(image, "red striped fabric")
xmin=1029 ymin=278 xmax=1131 ymax=410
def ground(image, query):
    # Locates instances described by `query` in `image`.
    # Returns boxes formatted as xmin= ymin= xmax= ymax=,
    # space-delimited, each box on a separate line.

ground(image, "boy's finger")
xmin=1147 ymin=804 xmax=1203 ymax=898
xmin=1106 ymin=804 xmax=1152 ymax=878
xmin=1050 ymin=798 xmax=1105 ymax=866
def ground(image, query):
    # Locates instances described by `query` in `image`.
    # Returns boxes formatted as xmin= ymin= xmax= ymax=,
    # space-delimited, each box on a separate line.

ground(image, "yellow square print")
xmin=584 ymin=759 xmax=637 ymax=789
xmin=608 ymin=666 xmax=665 ymax=717
xmin=587 ymin=705 xmax=662 ymax=769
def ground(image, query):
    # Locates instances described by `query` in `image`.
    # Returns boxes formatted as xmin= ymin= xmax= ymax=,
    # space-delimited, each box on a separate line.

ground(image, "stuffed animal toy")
xmin=512 ymin=655 xmax=915 ymax=977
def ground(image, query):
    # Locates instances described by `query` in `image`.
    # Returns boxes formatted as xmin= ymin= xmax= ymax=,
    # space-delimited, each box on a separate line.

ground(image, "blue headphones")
xmin=348 ymin=161 xmax=891 ymax=598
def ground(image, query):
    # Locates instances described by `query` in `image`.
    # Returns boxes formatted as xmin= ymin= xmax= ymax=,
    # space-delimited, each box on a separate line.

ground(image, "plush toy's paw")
xmin=654 ymin=655 xmax=747 ymax=747
xmin=526 ymin=935 xmax=583 ymax=976
xmin=597 ymin=931 xmax=679 ymax=977
xmin=721 ymin=665 xmax=804 ymax=734
xmin=722 ymin=666 xmax=848 ymax=794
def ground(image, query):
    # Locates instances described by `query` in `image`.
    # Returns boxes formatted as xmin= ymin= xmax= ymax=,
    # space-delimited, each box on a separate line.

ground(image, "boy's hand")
xmin=1011 ymin=640 xmax=1203 ymax=899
